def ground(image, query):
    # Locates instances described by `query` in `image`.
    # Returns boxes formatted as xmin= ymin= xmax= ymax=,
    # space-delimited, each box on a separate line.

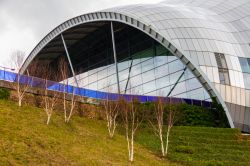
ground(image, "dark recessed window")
xmin=215 ymin=53 xmax=230 ymax=85
xmin=218 ymin=68 xmax=230 ymax=85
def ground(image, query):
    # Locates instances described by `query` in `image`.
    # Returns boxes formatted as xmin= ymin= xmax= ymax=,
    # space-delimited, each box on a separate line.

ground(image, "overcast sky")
xmin=0 ymin=0 xmax=162 ymax=68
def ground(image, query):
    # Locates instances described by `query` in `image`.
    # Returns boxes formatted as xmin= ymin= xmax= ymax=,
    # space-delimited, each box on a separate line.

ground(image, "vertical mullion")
xmin=61 ymin=33 xmax=79 ymax=89
xmin=110 ymin=21 xmax=121 ymax=94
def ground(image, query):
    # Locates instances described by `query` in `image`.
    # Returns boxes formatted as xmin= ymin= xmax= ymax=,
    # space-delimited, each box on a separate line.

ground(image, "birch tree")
xmin=59 ymin=58 xmax=76 ymax=123
xmin=102 ymin=93 xmax=119 ymax=138
xmin=165 ymin=99 xmax=176 ymax=156
xmin=10 ymin=51 xmax=35 ymax=107
xmin=150 ymin=97 xmax=176 ymax=157
xmin=120 ymin=97 xmax=143 ymax=162
xmin=42 ymin=65 xmax=58 ymax=125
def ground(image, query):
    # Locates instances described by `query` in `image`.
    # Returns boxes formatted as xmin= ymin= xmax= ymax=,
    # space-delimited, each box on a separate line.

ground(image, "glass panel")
xmin=130 ymin=63 xmax=142 ymax=77
xmin=143 ymin=80 xmax=156 ymax=94
xmin=220 ymin=55 xmax=228 ymax=68
xmin=155 ymin=64 xmax=169 ymax=79
xmin=107 ymin=74 xmax=116 ymax=85
xmin=156 ymin=75 xmax=170 ymax=89
xmin=154 ymin=56 xmax=168 ymax=67
xmin=128 ymin=85 xmax=143 ymax=95
xmin=169 ymin=60 xmax=184 ymax=74
xmin=215 ymin=53 xmax=230 ymax=85
xmin=88 ymin=72 xmax=97 ymax=84
xmin=119 ymin=80 xmax=127 ymax=93
xmin=89 ymin=82 xmax=97 ymax=91
xmin=158 ymin=86 xmax=171 ymax=96
xmin=188 ymin=88 xmax=205 ymax=100
xmin=107 ymin=65 xmax=116 ymax=76
xmin=243 ymin=73 xmax=250 ymax=89
xmin=219 ymin=71 xmax=225 ymax=84
xmin=239 ymin=57 xmax=250 ymax=73
xmin=171 ymin=81 xmax=187 ymax=96
xmin=142 ymin=69 xmax=155 ymax=83
xmin=98 ymin=78 xmax=108 ymax=90
xmin=141 ymin=58 xmax=154 ymax=72
xmin=118 ymin=60 xmax=129 ymax=72
xmin=119 ymin=68 xmax=129 ymax=82
xmin=130 ymin=75 xmax=143 ymax=87
xmin=186 ymin=78 xmax=201 ymax=91
xmin=224 ymin=71 xmax=230 ymax=85
xmin=219 ymin=69 xmax=230 ymax=85
xmin=170 ymin=71 xmax=183 ymax=85
xmin=97 ymin=68 xmax=107 ymax=80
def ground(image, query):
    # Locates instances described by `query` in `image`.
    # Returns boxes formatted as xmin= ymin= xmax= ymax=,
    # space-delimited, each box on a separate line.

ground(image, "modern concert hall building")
xmin=21 ymin=0 xmax=250 ymax=132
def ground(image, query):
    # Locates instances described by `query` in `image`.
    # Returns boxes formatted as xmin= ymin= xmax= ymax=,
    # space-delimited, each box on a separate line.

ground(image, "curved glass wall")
xmin=67 ymin=22 xmax=211 ymax=102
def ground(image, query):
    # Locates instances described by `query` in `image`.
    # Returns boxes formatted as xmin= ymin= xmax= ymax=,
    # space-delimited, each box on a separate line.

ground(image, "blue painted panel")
xmin=0 ymin=69 xmax=212 ymax=108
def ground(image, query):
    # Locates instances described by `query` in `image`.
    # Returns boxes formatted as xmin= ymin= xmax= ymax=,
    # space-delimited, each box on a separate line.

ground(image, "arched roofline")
xmin=21 ymin=11 xmax=235 ymax=128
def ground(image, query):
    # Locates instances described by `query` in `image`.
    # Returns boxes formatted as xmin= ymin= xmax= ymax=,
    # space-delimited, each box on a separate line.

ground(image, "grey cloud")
xmin=0 ymin=0 xmax=161 ymax=66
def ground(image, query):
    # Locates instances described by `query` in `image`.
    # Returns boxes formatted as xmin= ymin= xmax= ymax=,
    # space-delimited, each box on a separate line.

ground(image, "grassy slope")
xmin=137 ymin=127 xmax=250 ymax=166
xmin=0 ymin=100 xmax=250 ymax=166
xmin=0 ymin=100 xmax=176 ymax=166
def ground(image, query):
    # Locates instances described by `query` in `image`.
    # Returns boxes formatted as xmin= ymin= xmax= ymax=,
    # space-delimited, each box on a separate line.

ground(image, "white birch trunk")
xmin=130 ymin=132 xmax=134 ymax=162
xmin=47 ymin=113 xmax=51 ymax=125
xmin=159 ymin=129 xmax=165 ymax=156
xmin=64 ymin=92 xmax=67 ymax=122
xmin=165 ymin=126 xmax=171 ymax=156
xmin=126 ymin=133 xmax=131 ymax=161
xmin=18 ymin=98 xmax=22 ymax=107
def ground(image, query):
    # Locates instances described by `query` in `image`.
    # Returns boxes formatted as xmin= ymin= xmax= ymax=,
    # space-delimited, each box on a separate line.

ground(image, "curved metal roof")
xmin=21 ymin=0 xmax=250 ymax=129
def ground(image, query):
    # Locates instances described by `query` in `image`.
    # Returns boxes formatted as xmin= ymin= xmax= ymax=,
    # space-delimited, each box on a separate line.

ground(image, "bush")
xmin=175 ymin=104 xmax=215 ymax=127
xmin=0 ymin=88 xmax=10 ymax=100
xmin=211 ymin=97 xmax=230 ymax=128
xmin=142 ymin=102 xmax=229 ymax=127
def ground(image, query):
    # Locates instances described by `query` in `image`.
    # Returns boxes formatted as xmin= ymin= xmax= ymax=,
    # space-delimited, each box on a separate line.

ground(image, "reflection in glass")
xmin=67 ymin=24 xmax=211 ymax=102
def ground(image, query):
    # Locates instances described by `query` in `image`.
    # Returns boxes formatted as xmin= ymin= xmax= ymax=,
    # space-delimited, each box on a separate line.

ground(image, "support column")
xmin=124 ymin=60 xmax=133 ymax=94
xmin=166 ymin=67 xmax=187 ymax=97
xmin=110 ymin=21 xmax=121 ymax=94
xmin=61 ymin=33 xmax=79 ymax=88
xmin=124 ymin=30 xmax=132 ymax=94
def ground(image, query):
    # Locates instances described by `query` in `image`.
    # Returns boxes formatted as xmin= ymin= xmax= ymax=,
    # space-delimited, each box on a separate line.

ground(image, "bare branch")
xmin=150 ymin=95 xmax=178 ymax=157
xmin=101 ymin=84 xmax=120 ymax=138
xmin=59 ymin=57 xmax=76 ymax=123
xmin=120 ymin=88 xmax=144 ymax=162
xmin=9 ymin=51 xmax=37 ymax=107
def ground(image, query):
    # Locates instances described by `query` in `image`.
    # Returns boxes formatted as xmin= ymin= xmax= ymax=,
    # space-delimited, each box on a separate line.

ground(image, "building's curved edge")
xmin=20 ymin=11 xmax=235 ymax=128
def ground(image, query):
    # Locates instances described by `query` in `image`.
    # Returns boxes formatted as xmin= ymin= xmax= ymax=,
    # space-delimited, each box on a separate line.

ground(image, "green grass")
xmin=136 ymin=126 xmax=250 ymax=166
xmin=0 ymin=100 xmax=176 ymax=166
xmin=0 ymin=100 xmax=250 ymax=166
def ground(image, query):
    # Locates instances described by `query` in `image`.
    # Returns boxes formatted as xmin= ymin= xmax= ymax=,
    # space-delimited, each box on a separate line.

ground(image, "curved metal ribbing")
xmin=20 ymin=11 xmax=235 ymax=128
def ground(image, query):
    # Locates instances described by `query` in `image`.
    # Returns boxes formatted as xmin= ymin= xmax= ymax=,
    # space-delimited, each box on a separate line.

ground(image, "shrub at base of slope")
xmin=143 ymin=102 xmax=229 ymax=128
xmin=175 ymin=104 xmax=229 ymax=127
xmin=0 ymin=87 xmax=10 ymax=100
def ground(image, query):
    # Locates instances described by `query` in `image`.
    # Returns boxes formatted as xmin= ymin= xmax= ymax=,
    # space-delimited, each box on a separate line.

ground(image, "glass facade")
xmin=68 ymin=23 xmax=211 ymax=101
